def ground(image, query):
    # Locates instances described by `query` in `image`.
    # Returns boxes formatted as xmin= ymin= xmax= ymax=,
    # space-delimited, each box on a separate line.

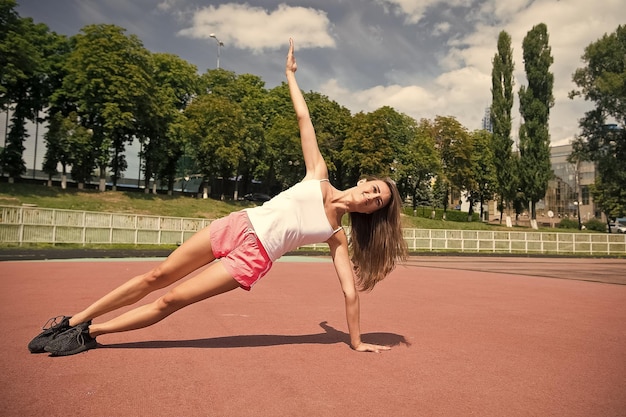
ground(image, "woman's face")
xmin=352 ymin=179 xmax=392 ymax=214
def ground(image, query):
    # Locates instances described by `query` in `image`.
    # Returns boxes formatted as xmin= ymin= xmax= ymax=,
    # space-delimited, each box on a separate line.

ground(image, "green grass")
xmin=0 ymin=182 xmax=252 ymax=219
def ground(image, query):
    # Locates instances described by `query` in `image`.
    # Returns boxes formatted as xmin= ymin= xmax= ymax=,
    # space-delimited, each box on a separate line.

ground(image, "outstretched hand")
xmin=353 ymin=342 xmax=392 ymax=353
xmin=286 ymin=38 xmax=297 ymax=74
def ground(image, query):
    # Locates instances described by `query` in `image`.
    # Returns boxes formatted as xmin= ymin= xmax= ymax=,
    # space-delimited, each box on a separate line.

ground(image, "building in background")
xmin=481 ymin=107 xmax=493 ymax=133
xmin=548 ymin=143 xmax=598 ymax=222
xmin=486 ymin=143 xmax=599 ymax=226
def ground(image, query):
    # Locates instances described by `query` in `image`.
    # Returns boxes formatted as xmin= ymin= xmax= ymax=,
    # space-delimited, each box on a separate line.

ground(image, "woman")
xmin=28 ymin=39 xmax=408 ymax=357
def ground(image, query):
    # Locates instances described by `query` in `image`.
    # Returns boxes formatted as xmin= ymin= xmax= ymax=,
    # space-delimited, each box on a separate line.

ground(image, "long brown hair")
xmin=348 ymin=177 xmax=408 ymax=291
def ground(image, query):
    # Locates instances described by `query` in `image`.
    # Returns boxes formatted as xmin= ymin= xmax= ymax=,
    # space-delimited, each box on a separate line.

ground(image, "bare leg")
xmin=69 ymin=226 xmax=219 ymax=327
xmin=89 ymin=261 xmax=239 ymax=337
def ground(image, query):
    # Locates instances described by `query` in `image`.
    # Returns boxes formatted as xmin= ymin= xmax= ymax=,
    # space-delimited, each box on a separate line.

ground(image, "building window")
xmin=581 ymin=186 xmax=590 ymax=205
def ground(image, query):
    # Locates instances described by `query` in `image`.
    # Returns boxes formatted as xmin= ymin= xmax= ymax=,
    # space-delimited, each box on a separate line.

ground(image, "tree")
xmin=467 ymin=129 xmax=497 ymax=221
xmin=569 ymin=25 xmax=626 ymax=222
xmin=305 ymin=91 xmax=352 ymax=189
xmin=341 ymin=106 xmax=410 ymax=186
xmin=396 ymin=118 xmax=440 ymax=214
xmin=199 ymin=70 xmax=268 ymax=198
xmin=263 ymin=112 xmax=301 ymax=191
xmin=518 ymin=23 xmax=554 ymax=222
xmin=432 ymin=115 xmax=474 ymax=213
xmin=183 ymin=94 xmax=248 ymax=199
xmin=139 ymin=52 xmax=199 ymax=194
xmin=490 ymin=30 xmax=516 ymax=222
xmin=0 ymin=2 xmax=62 ymax=181
xmin=0 ymin=0 xmax=20 ymax=110
xmin=59 ymin=24 xmax=153 ymax=191
xmin=42 ymin=111 xmax=92 ymax=188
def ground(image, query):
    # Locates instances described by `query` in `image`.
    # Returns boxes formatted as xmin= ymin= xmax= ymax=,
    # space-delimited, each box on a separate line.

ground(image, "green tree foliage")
xmin=261 ymin=88 xmax=351 ymax=193
xmin=467 ymin=129 xmax=497 ymax=220
xmin=570 ymin=25 xmax=626 ymax=221
xmin=306 ymin=91 xmax=352 ymax=188
xmin=200 ymin=70 xmax=268 ymax=198
xmin=263 ymin=111 xmax=301 ymax=191
xmin=0 ymin=0 xmax=22 ymax=107
xmin=432 ymin=115 xmax=474 ymax=211
xmin=341 ymin=106 xmax=410 ymax=185
xmin=0 ymin=1 xmax=63 ymax=179
xmin=257 ymin=83 xmax=294 ymax=193
xmin=518 ymin=23 xmax=554 ymax=221
xmin=490 ymin=30 xmax=516 ymax=221
xmin=59 ymin=24 xmax=152 ymax=191
xmin=183 ymin=94 xmax=248 ymax=198
xmin=42 ymin=111 xmax=93 ymax=188
xmin=139 ymin=52 xmax=199 ymax=194
xmin=396 ymin=118 xmax=440 ymax=212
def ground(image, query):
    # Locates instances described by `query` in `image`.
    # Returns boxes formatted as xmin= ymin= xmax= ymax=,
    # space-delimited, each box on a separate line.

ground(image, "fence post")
xmin=18 ymin=206 xmax=24 ymax=246
xmin=82 ymin=211 xmax=86 ymax=246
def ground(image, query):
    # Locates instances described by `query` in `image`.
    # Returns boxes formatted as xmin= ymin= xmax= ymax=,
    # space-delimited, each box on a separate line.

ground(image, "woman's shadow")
xmin=102 ymin=321 xmax=410 ymax=350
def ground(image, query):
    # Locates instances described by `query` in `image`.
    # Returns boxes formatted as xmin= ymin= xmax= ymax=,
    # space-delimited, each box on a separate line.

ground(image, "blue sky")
xmin=12 ymin=0 xmax=625 ymax=176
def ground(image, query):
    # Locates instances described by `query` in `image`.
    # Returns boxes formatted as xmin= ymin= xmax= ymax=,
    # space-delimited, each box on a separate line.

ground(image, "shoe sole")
xmin=44 ymin=341 xmax=97 ymax=357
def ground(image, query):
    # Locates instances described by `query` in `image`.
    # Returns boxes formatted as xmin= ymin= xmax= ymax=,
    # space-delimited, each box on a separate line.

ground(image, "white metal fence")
xmin=0 ymin=205 xmax=212 ymax=246
xmin=1 ymin=205 xmax=625 ymax=255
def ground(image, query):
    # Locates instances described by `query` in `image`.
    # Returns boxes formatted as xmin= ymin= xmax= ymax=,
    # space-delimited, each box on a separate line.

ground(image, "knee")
xmin=156 ymin=289 xmax=186 ymax=313
xmin=140 ymin=266 xmax=170 ymax=289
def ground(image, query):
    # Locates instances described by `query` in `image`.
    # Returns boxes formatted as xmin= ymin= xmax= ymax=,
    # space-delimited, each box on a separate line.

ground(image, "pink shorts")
xmin=209 ymin=211 xmax=273 ymax=291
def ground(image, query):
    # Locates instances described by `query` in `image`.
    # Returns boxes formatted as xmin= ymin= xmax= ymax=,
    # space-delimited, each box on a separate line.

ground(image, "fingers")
xmin=286 ymin=38 xmax=297 ymax=73
xmin=370 ymin=345 xmax=391 ymax=353
xmin=355 ymin=343 xmax=391 ymax=353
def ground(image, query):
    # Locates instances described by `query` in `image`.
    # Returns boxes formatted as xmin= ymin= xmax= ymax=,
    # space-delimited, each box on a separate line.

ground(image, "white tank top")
xmin=245 ymin=179 xmax=341 ymax=261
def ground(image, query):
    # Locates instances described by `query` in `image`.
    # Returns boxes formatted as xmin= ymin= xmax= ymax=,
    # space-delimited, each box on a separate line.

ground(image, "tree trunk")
xmin=99 ymin=166 xmax=106 ymax=192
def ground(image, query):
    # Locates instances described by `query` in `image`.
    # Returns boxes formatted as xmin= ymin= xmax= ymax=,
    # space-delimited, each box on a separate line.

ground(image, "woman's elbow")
xmin=297 ymin=114 xmax=311 ymax=124
xmin=342 ymin=287 xmax=358 ymax=303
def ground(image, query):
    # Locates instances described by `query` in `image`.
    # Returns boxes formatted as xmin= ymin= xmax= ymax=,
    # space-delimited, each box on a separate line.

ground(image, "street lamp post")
xmin=209 ymin=33 xmax=224 ymax=69
xmin=574 ymin=201 xmax=582 ymax=230
xmin=575 ymin=159 xmax=582 ymax=230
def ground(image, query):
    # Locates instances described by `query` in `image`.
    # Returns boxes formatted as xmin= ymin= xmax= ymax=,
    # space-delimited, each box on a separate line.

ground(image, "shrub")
xmin=403 ymin=207 xmax=480 ymax=222
xmin=558 ymin=218 xmax=579 ymax=229
xmin=584 ymin=218 xmax=606 ymax=232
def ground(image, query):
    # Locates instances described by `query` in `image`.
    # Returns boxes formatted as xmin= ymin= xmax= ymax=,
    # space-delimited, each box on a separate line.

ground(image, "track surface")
xmin=2 ymin=256 xmax=625 ymax=416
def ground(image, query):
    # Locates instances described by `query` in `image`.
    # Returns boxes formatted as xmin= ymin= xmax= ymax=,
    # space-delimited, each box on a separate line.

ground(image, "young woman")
xmin=28 ymin=39 xmax=408 ymax=357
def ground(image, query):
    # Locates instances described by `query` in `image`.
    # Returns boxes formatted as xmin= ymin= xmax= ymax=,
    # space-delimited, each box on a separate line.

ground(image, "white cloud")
xmin=364 ymin=0 xmax=624 ymax=144
xmin=433 ymin=21 xmax=452 ymax=36
xmin=157 ymin=1 xmax=174 ymax=12
xmin=476 ymin=0 xmax=534 ymax=23
xmin=320 ymin=65 xmax=489 ymax=127
xmin=178 ymin=3 xmax=336 ymax=53
xmin=377 ymin=0 xmax=474 ymax=23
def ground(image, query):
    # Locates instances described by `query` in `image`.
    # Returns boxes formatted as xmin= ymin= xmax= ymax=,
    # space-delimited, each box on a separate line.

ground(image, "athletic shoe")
xmin=28 ymin=316 xmax=72 ymax=353
xmin=44 ymin=321 xmax=97 ymax=356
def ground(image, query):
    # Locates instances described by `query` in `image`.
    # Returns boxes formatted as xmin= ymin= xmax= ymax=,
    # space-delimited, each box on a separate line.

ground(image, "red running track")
xmin=1 ymin=256 xmax=625 ymax=416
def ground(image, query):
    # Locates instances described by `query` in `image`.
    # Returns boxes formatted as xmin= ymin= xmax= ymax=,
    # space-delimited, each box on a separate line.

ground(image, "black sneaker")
xmin=28 ymin=316 xmax=72 ymax=353
xmin=44 ymin=321 xmax=97 ymax=357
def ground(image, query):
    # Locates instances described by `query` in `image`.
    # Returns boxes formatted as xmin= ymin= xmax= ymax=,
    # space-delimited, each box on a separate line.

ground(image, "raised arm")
xmin=285 ymin=38 xmax=328 ymax=180
xmin=327 ymin=232 xmax=391 ymax=353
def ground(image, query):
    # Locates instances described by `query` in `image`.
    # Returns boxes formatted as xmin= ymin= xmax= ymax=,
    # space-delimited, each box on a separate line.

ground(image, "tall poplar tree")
xmin=490 ymin=30 xmax=515 ymax=222
xmin=518 ymin=23 xmax=554 ymax=222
